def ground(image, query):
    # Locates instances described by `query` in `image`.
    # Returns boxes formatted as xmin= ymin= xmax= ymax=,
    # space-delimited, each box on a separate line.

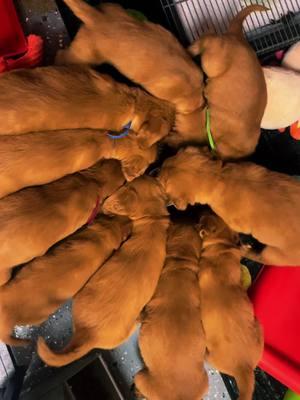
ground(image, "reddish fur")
xmin=135 ymin=223 xmax=208 ymax=400
xmin=160 ymin=146 xmax=300 ymax=266
xmin=168 ymin=5 xmax=267 ymax=159
xmin=0 ymin=66 xmax=174 ymax=148
xmin=197 ymin=212 xmax=263 ymax=400
xmin=38 ymin=177 xmax=170 ymax=366
xmin=0 ymin=160 xmax=124 ymax=285
xmin=0 ymin=215 xmax=132 ymax=345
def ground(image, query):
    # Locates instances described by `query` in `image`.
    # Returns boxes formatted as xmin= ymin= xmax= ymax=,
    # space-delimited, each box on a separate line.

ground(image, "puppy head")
xmin=102 ymin=176 xmax=168 ymax=219
xmin=116 ymin=136 xmax=157 ymax=181
xmin=197 ymin=211 xmax=239 ymax=245
xmin=167 ymin=223 xmax=202 ymax=262
xmin=158 ymin=147 xmax=212 ymax=210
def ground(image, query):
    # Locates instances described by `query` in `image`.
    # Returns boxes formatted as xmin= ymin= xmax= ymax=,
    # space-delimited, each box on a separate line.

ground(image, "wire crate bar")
xmin=160 ymin=0 xmax=300 ymax=55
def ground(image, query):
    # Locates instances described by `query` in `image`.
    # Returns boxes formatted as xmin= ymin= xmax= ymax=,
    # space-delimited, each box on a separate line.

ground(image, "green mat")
xmin=284 ymin=389 xmax=300 ymax=400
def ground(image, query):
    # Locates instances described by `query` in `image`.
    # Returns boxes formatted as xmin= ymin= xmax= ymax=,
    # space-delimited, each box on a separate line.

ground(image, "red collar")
xmin=86 ymin=196 xmax=101 ymax=225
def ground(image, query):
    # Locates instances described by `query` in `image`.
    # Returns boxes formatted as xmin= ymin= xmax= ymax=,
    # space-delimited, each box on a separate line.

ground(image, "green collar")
xmin=205 ymin=108 xmax=216 ymax=151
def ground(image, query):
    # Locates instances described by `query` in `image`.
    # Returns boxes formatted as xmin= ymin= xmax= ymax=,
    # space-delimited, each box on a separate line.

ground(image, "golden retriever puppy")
xmin=159 ymin=146 xmax=300 ymax=266
xmin=56 ymin=0 xmax=204 ymax=114
xmin=197 ymin=212 xmax=263 ymax=400
xmin=0 ymin=129 xmax=156 ymax=198
xmin=0 ymin=159 xmax=124 ymax=285
xmin=37 ymin=176 xmax=169 ymax=366
xmin=0 ymin=66 xmax=174 ymax=148
xmin=135 ymin=223 xmax=208 ymax=400
xmin=0 ymin=215 xmax=132 ymax=346
xmin=168 ymin=5 xmax=268 ymax=159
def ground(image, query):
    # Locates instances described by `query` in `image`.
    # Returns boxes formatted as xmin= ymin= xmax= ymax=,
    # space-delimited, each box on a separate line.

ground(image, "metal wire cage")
xmin=160 ymin=0 xmax=300 ymax=56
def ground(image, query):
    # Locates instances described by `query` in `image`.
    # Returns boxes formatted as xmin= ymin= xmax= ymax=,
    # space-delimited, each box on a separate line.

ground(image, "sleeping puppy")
xmin=135 ymin=223 xmax=208 ymax=400
xmin=0 ymin=129 xmax=157 ymax=198
xmin=168 ymin=5 xmax=267 ymax=159
xmin=0 ymin=159 xmax=124 ymax=285
xmin=37 ymin=176 xmax=169 ymax=367
xmin=0 ymin=215 xmax=132 ymax=346
xmin=0 ymin=66 xmax=174 ymax=148
xmin=159 ymin=146 xmax=300 ymax=266
xmin=197 ymin=212 xmax=263 ymax=400
xmin=55 ymin=0 xmax=204 ymax=114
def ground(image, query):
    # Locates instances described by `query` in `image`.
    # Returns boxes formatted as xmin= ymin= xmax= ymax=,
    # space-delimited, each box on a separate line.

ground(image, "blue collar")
xmin=107 ymin=121 xmax=132 ymax=139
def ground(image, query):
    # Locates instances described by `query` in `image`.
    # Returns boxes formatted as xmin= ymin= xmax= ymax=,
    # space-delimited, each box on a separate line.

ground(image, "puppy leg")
xmin=234 ymin=366 xmax=255 ymax=400
xmin=134 ymin=370 xmax=153 ymax=399
xmin=55 ymin=27 xmax=105 ymax=65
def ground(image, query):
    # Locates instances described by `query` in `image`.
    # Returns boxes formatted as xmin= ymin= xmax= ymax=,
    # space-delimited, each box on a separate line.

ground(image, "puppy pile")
xmin=0 ymin=1 xmax=299 ymax=399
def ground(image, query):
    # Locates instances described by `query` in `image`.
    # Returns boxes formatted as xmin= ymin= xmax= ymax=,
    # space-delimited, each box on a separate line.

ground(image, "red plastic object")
xmin=0 ymin=34 xmax=44 ymax=73
xmin=0 ymin=0 xmax=28 ymax=59
xmin=0 ymin=0 xmax=43 ymax=73
xmin=249 ymin=266 xmax=300 ymax=393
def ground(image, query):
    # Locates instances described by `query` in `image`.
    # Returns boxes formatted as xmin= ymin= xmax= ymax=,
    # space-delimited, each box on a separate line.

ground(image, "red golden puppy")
xmin=0 ymin=66 xmax=174 ymax=148
xmin=0 ymin=159 xmax=124 ymax=285
xmin=197 ymin=212 xmax=263 ymax=400
xmin=159 ymin=146 xmax=300 ymax=266
xmin=56 ymin=0 xmax=204 ymax=114
xmin=37 ymin=176 xmax=169 ymax=366
xmin=0 ymin=129 xmax=156 ymax=198
xmin=135 ymin=223 xmax=208 ymax=400
xmin=0 ymin=215 xmax=131 ymax=346
xmin=168 ymin=5 xmax=267 ymax=159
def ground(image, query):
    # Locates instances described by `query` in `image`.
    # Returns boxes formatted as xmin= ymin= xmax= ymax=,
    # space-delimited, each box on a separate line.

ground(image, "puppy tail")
xmin=235 ymin=366 xmax=255 ymax=400
xmin=63 ymin=0 xmax=98 ymax=25
xmin=228 ymin=5 xmax=269 ymax=37
xmin=37 ymin=330 xmax=94 ymax=367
